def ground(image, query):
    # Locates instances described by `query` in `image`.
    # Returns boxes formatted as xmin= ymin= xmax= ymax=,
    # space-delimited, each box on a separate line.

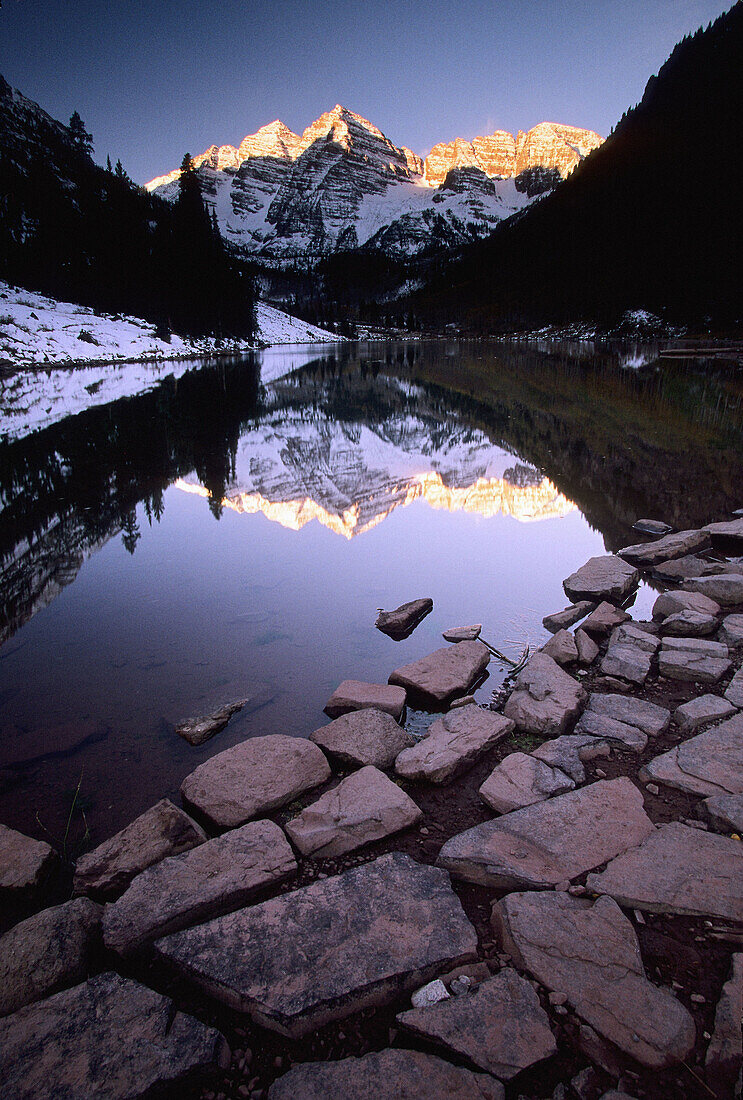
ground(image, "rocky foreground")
xmin=1 ymin=518 xmax=743 ymax=1099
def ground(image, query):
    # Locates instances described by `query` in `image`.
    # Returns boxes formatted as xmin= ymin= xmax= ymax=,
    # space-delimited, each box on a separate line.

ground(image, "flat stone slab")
xmin=0 ymin=971 xmax=227 ymax=1100
xmin=703 ymin=517 xmax=743 ymax=542
xmin=674 ymin=694 xmax=737 ymax=733
xmin=653 ymin=589 xmax=721 ymax=619
xmin=389 ymin=641 xmax=491 ymax=707
xmin=479 ymin=752 xmax=574 ymax=813
xmin=584 ymin=693 xmax=670 ymax=738
xmin=683 ymin=573 xmax=743 ymax=605
xmin=632 ymin=519 xmax=673 ymax=536
xmin=653 ymin=554 xmax=718 ymax=581
xmin=661 ymin=610 xmax=718 ymax=636
xmin=102 ymin=820 xmax=297 ymax=956
xmin=437 ymin=777 xmax=654 ymax=890
xmin=395 ymin=705 xmax=513 ymax=784
xmin=543 ymin=601 xmax=596 ymax=633
xmin=575 ymin=714 xmax=644 ymax=752
xmin=586 ymin=822 xmax=743 ymax=921
xmin=640 ymin=714 xmax=743 ymax=796
xmin=503 ymin=652 xmax=586 ymax=737
xmin=725 ymin=667 xmax=743 ymax=707
xmin=324 ymin=680 xmax=406 ymax=721
xmin=0 ymin=898 xmax=101 ymax=1017
xmin=285 ymin=767 xmax=422 ymax=857
xmin=698 ymin=792 xmax=743 ymax=834
xmin=493 ymin=892 xmax=695 ymax=1069
xmin=376 ymin=598 xmax=433 ymax=639
xmin=618 ymin=528 xmax=711 ymax=566
xmin=662 ymin=636 xmax=729 ymax=657
xmin=658 ymin=648 xmax=731 ymax=684
xmin=705 ymin=953 xmax=743 ymax=1097
xmin=73 ymin=798 xmax=206 ymax=900
xmin=0 ymin=824 xmax=56 ymax=897
xmin=442 ymin=624 xmax=482 ymax=642
xmin=600 ymin=623 xmax=659 ymax=686
xmin=531 ymin=734 xmax=609 ymax=783
xmin=581 ymin=601 xmax=631 ymax=637
xmin=267 ymin=1049 xmax=504 ymax=1100
xmin=719 ymin=613 xmax=743 ymax=648
xmin=155 ymin=852 xmax=478 ymax=1037
xmin=397 ymin=968 xmax=556 ymax=1080
xmin=563 ymin=555 xmax=639 ymax=604
xmin=541 ymin=629 xmax=578 ymax=666
xmin=175 ymin=699 xmax=247 ymax=746
xmin=309 ymin=708 xmax=414 ymax=769
xmin=180 ymin=735 xmax=331 ymax=829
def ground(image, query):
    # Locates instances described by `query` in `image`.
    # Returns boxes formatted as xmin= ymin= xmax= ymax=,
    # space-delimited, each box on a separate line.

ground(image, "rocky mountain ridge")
xmin=146 ymin=106 xmax=602 ymax=265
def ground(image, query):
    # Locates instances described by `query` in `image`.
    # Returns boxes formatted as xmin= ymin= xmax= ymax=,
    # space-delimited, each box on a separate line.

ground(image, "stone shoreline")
xmin=1 ymin=517 xmax=743 ymax=1099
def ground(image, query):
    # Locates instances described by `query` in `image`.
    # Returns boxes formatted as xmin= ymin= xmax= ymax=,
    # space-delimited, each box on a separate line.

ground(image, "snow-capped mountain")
xmin=146 ymin=107 xmax=602 ymax=263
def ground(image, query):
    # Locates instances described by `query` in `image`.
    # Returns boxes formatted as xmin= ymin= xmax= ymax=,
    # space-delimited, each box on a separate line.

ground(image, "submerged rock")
xmin=563 ymin=555 xmax=639 ymax=604
xmin=395 ymin=704 xmax=513 ymax=784
xmin=174 ymin=698 xmax=247 ymax=746
xmin=375 ymin=597 xmax=433 ymax=639
xmin=503 ymin=652 xmax=586 ymax=736
xmin=309 ymin=708 xmax=415 ymax=769
xmin=324 ymin=679 xmax=407 ymax=721
xmin=389 ymin=641 xmax=491 ymax=707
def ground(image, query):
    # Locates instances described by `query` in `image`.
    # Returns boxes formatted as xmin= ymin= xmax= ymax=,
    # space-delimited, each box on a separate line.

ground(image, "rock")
xmin=492 ymin=892 xmax=695 ymax=1069
xmin=618 ymin=529 xmax=711 ymax=566
xmin=285 ymin=767 xmax=421 ymax=857
xmin=180 ymin=735 xmax=330 ymax=830
xmin=450 ymin=694 xmax=477 ymax=709
xmin=600 ymin=623 xmax=659 ymax=687
xmin=410 ymin=979 xmax=449 ymax=1008
xmin=574 ymin=628 xmax=600 ymax=665
xmin=660 ymin=610 xmax=719 ymax=636
xmin=725 ymin=667 xmax=743 ymax=707
xmin=653 ymin=554 xmax=719 ymax=581
xmin=442 ymin=624 xmax=482 ymax=642
xmin=531 ymin=734 xmax=609 ymax=783
xmin=0 ymin=824 xmax=56 ymax=897
xmin=395 ymin=705 xmax=513 ymax=784
xmin=397 ymin=968 xmax=556 ymax=1079
xmin=698 ymin=792 xmax=743 ymax=834
xmin=662 ymin=636 xmax=729 ymax=657
xmin=704 ymin=954 xmax=743 ymax=1096
xmin=0 ymin=898 xmax=101 ymax=1017
xmin=437 ymin=778 xmax=653 ymax=890
xmin=155 ymin=852 xmax=478 ymax=1037
xmin=375 ymin=598 xmax=433 ymax=639
xmin=563 ymin=555 xmax=639 ymax=604
xmin=658 ymin=647 xmax=732 ymax=685
xmin=653 ymin=590 xmax=721 ymax=620
xmin=102 ymin=821 xmax=297 ymax=956
xmin=175 ymin=699 xmax=247 ymax=746
xmin=674 ymin=695 xmax=737 ymax=733
xmin=479 ymin=752 xmax=574 ymax=813
xmin=583 ymin=693 xmax=670 ymax=738
xmin=0 ymin=972 xmax=227 ymax=1100
xmin=580 ymin=601 xmax=631 ymax=637
xmin=388 ymin=641 xmax=491 ymax=707
xmin=324 ymin=679 xmax=407 ymax=721
xmin=503 ymin=653 xmax=586 ymax=737
xmin=309 ymin=708 xmax=415 ymax=769
xmin=632 ymin=519 xmax=673 ymax=536
xmin=541 ymin=629 xmax=578 ymax=666
xmin=682 ymin=574 xmax=743 ymax=605
xmin=703 ymin=517 xmax=743 ymax=543
xmin=719 ymin=613 xmax=743 ymax=648
xmin=543 ymin=602 xmax=596 ymax=633
xmin=574 ymin=714 xmax=642 ymax=753
xmin=73 ymin=798 xmax=206 ymax=900
xmin=641 ymin=714 xmax=743 ymax=797
xmin=586 ymin=821 xmax=743 ymax=921
xmin=266 ymin=1049 xmax=504 ymax=1100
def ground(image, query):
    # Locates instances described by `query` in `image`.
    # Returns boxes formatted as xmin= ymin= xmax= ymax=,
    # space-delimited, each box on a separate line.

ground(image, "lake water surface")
xmin=1 ymin=340 xmax=741 ymax=846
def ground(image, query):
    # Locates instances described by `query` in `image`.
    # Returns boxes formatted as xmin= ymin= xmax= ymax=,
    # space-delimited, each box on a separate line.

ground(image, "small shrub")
xmin=77 ymin=329 xmax=99 ymax=345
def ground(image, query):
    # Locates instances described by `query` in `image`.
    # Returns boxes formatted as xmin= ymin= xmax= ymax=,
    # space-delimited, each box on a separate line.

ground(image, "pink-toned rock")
xmin=479 ymin=752 xmax=574 ymax=813
xmin=541 ymin=629 xmax=578 ymax=666
xmin=309 ymin=708 xmax=415 ymax=769
xmin=375 ymin=598 xmax=432 ymax=639
xmin=652 ymin=589 xmax=721 ymax=620
xmin=389 ymin=641 xmax=490 ymax=706
xmin=324 ymin=680 xmax=406 ymax=720
xmin=581 ymin=601 xmax=631 ymax=637
xmin=574 ymin=628 xmax=600 ymax=665
xmin=640 ymin=714 xmax=743 ymax=797
xmin=0 ymin=823 xmax=56 ymax=897
xmin=395 ymin=705 xmax=513 ymax=784
xmin=618 ymin=529 xmax=711 ymax=566
xmin=703 ymin=517 xmax=743 ymax=542
xmin=543 ymin=602 xmax=596 ymax=633
xmin=682 ymin=573 xmax=743 ymax=605
xmin=705 ymin=954 xmax=743 ymax=1095
xmin=563 ymin=556 xmax=639 ymax=604
xmin=503 ymin=652 xmax=586 ymax=736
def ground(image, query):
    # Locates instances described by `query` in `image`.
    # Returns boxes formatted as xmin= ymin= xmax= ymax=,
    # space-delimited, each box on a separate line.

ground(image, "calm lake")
xmin=1 ymin=339 xmax=741 ymax=847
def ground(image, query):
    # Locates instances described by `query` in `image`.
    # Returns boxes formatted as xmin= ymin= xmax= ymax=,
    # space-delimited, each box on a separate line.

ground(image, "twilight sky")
xmin=0 ymin=0 xmax=734 ymax=185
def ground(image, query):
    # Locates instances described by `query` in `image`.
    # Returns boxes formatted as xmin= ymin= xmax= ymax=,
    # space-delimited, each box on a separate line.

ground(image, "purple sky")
xmin=0 ymin=0 xmax=734 ymax=184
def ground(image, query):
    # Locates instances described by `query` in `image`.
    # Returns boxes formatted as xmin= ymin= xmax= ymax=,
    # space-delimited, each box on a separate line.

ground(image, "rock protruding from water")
xmin=442 ymin=624 xmax=482 ymax=642
xmin=479 ymin=752 xmax=574 ymax=813
xmin=0 ymin=972 xmax=227 ymax=1100
xmin=0 ymin=897 xmax=102 ymax=1017
xmin=266 ymin=1049 xmax=504 ymax=1100
xmin=543 ymin=601 xmax=596 ymax=633
xmin=503 ymin=652 xmax=586 ymax=736
xmin=705 ymin=954 xmax=743 ymax=1096
xmin=641 ymin=714 xmax=743 ymax=797
xmin=389 ymin=641 xmax=491 ymax=707
xmin=563 ymin=555 xmax=639 ymax=604
xmin=703 ymin=516 xmax=743 ymax=543
xmin=397 ymin=968 xmax=556 ymax=1079
xmin=682 ymin=573 xmax=743 ymax=605
xmin=73 ymin=798 xmax=207 ymax=900
xmin=285 ymin=767 xmax=422 ymax=857
xmin=102 ymin=820 xmax=297 ymax=955
xmin=0 ymin=823 xmax=56 ymax=897
xmin=618 ymin=529 xmax=711 ymax=566
xmin=175 ymin=699 xmax=247 ymax=746
xmin=632 ymin=519 xmax=672 ymax=536
xmin=437 ymin=778 xmax=653 ymax=890
xmin=375 ymin=598 xmax=433 ymax=639
xmin=586 ymin=821 xmax=743 ymax=921
xmin=310 ymin=708 xmax=415 ymax=769
xmin=155 ymin=852 xmax=478 ymax=1037
xmin=395 ymin=705 xmax=513 ymax=784
xmin=493 ymin=891 xmax=695 ymax=1069
xmin=324 ymin=679 xmax=407 ymax=721
xmin=180 ymin=735 xmax=331 ymax=829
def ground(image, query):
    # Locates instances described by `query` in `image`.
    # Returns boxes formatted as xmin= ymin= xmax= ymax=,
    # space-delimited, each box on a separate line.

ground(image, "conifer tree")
xmin=68 ymin=111 xmax=93 ymax=156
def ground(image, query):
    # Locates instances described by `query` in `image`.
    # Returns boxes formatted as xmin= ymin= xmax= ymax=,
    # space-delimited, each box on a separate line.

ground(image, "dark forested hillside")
xmin=0 ymin=77 xmax=255 ymax=339
xmin=414 ymin=3 xmax=743 ymax=331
